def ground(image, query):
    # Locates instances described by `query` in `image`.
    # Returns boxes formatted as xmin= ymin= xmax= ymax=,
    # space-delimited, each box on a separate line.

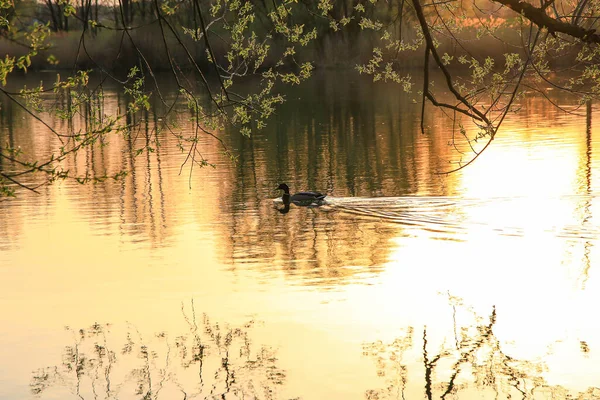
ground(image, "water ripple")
xmin=273 ymin=195 xmax=600 ymax=242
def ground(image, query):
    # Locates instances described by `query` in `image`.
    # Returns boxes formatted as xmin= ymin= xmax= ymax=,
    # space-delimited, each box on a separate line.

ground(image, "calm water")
xmin=1 ymin=71 xmax=600 ymax=399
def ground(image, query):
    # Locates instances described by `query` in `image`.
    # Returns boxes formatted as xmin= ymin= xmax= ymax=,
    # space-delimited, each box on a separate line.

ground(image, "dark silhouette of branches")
xmin=364 ymin=297 xmax=600 ymax=399
xmin=30 ymin=303 xmax=287 ymax=399
xmin=495 ymin=0 xmax=600 ymax=42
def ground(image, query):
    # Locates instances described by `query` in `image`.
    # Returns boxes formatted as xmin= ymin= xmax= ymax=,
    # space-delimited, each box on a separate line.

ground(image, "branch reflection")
xmin=30 ymin=301 xmax=287 ymax=400
xmin=364 ymin=296 xmax=599 ymax=399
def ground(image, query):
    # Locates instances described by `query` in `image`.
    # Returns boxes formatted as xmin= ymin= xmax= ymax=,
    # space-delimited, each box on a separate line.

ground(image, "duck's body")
xmin=277 ymin=183 xmax=326 ymax=204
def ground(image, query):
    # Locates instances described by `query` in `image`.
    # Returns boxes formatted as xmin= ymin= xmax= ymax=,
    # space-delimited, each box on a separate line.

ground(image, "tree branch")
xmin=412 ymin=0 xmax=488 ymax=123
xmin=494 ymin=0 xmax=600 ymax=42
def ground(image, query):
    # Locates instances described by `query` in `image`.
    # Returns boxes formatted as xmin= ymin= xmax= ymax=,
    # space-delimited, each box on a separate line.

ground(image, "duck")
xmin=277 ymin=183 xmax=326 ymax=205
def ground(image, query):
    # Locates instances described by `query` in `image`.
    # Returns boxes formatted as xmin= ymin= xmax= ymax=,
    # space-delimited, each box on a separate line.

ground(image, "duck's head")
xmin=277 ymin=183 xmax=290 ymax=194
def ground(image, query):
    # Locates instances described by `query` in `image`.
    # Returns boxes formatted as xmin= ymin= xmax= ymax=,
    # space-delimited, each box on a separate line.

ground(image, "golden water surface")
xmin=1 ymin=72 xmax=600 ymax=399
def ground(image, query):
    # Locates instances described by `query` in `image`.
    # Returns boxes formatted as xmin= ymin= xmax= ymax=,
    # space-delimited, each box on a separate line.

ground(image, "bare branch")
xmin=495 ymin=0 xmax=600 ymax=42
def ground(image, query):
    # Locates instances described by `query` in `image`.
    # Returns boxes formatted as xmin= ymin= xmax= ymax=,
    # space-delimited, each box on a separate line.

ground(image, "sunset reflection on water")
xmin=1 ymin=72 xmax=600 ymax=399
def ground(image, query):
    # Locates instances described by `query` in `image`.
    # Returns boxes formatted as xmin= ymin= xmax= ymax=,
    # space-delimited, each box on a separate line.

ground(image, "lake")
xmin=1 ymin=70 xmax=599 ymax=399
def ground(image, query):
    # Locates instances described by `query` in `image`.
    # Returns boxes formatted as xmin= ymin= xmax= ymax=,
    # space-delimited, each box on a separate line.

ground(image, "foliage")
xmin=1 ymin=0 xmax=333 ymax=195
xmin=2 ymin=0 xmax=600 ymax=195
xmin=356 ymin=0 xmax=600 ymax=171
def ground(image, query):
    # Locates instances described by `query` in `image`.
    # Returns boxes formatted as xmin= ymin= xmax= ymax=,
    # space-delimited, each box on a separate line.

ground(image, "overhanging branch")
xmin=412 ymin=0 xmax=489 ymax=123
xmin=494 ymin=0 xmax=600 ymax=42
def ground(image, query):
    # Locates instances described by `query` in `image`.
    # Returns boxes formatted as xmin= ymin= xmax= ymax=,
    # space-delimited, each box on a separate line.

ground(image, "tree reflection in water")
xmin=30 ymin=301 xmax=288 ymax=400
xmin=364 ymin=296 xmax=600 ymax=400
